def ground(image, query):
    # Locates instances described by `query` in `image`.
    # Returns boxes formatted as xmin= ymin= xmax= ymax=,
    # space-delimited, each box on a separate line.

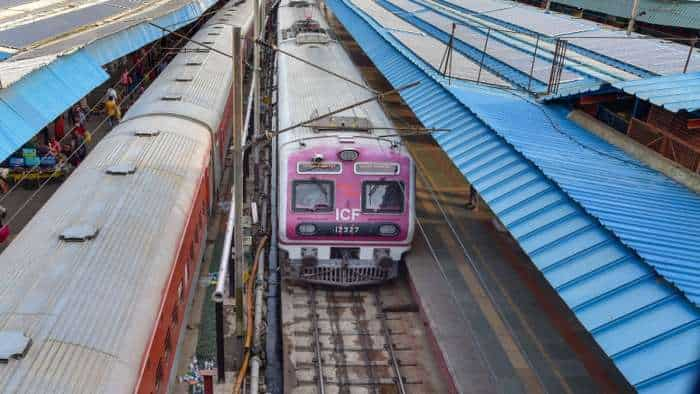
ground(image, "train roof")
xmin=0 ymin=3 xmax=246 ymax=391
xmin=0 ymin=117 xmax=210 ymax=393
xmin=124 ymin=0 xmax=254 ymax=133
xmin=276 ymin=0 xmax=406 ymax=149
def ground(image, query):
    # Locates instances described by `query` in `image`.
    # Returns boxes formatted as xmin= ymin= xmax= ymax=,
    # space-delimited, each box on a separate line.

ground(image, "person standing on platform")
xmin=69 ymin=133 xmax=86 ymax=167
xmin=76 ymin=105 xmax=86 ymax=127
xmin=48 ymin=137 xmax=61 ymax=158
xmin=40 ymin=126 xmax=50 ymax=145
xmin=74 ymin=120 xmax=86 ymax=139
xmin=0 ymin=205 xmax=9 ymax=244
xmin=54 ymin=115 xmax=65 ymax=141
xmin=79 ymin=97 xmax=90 ymax=119
xmin=120 ymin=70 xmax=132 ymax=97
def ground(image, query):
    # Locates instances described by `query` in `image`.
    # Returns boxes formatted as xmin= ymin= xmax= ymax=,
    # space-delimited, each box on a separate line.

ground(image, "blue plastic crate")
xmin=22 ymin=148 xmax=37 ymax=158
xmin=40 ymin=156 xmax=56 ymax=167
xmin=9 ymin=157 xmax=24 ymax=168
xmin=24 ymin=157 xmax=40 ymax=167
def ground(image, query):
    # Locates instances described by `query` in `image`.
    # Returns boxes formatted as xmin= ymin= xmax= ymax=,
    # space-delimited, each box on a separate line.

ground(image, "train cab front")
xmin=278 ymin=137 xmax=415 ymax=287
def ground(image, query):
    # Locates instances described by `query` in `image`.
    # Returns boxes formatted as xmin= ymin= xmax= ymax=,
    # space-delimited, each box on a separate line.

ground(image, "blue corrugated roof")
xmin=0 ymin=51 xmax=108 ymax=160
xmin=0 ymin=0 xmax=219 ymax=162
xmin=329 ymin=0 xmax=700 ymax=391
xmin=539 ymin=81 xmax=609 ymax=101
xmin=612 ymin=72 xmax=700 ymax=113
xmin=448 ymin=87 xmax=700 ymax=305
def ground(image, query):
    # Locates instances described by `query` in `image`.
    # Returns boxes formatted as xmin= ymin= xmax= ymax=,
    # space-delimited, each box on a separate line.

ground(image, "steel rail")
xmin=373 ymin=288 xmax=407 ymax=394
xmin=309 ymin=286 xmax=326 ymax=394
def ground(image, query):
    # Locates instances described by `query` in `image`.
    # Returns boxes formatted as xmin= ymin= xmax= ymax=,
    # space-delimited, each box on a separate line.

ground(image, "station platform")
xmin=404 ymin=141 xmax=632 ymax=393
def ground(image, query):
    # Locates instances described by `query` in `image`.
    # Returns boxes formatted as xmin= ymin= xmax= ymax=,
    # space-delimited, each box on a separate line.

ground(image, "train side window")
xmin=172 ymin=306 xmax=179 ymax=326
xmin=178 ymin=280 xmax=184 ymax=301
xmin=292 ymin=180 xmax=334 ymax=212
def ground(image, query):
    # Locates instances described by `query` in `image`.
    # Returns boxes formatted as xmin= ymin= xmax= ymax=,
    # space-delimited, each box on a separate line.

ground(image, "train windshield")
xmin=293 ymin=180 xmax=334 ymax=212
xmin=362 ymin=181 xmax=404 ymax=213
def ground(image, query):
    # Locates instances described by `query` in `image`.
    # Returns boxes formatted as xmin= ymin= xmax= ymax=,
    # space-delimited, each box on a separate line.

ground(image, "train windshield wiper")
xmin=367 ymin=183 xmax=381 ymax=199
xmin=296 ymin=203 xmax=330 ymax=212
xmin=313 ymin=203 xmax=330 ymax=211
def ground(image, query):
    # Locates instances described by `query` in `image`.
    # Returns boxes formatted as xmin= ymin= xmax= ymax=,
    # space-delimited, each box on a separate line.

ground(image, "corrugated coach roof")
xmin=329 ymin=0 xmax=700 ymax=391
xmin=612 ymin=72 xmax=700 ymax=113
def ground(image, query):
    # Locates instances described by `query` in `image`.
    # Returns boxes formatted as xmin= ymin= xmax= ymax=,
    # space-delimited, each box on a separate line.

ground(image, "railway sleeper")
xmin=296 ymin=360 xmax=418 ymax=368
xmin=289 ymin=350 xmax=409 ymax=365
xmin=292 ymin=343 xmax=412 ymax=352
xmin=296 ymin=376 xmax=421 ymax=386
xmin=293 ymin=329 xmax=408 ymax=336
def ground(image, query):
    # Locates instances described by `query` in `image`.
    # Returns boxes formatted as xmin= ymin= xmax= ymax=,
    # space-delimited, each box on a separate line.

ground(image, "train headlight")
xmin=338 ymin=149 xmax=359 ymax=161
xmin=297 ymin=223 xmax=317 ymax=235
xmin=378 ymin=224 xmax=399 ymax=236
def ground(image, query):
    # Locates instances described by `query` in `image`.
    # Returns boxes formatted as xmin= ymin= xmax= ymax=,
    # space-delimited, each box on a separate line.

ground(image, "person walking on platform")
xmin=107 ymin=87 xmax=118 ymax=102
xmin=72 ymin=106 xmax=86 ymax=129
xmin=104 ymin=97 xmax=121 ymax=128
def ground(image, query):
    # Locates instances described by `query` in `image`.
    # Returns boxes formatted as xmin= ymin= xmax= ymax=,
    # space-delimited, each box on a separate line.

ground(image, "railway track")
xmin=282 ymin=280 xmax=439 ymax=393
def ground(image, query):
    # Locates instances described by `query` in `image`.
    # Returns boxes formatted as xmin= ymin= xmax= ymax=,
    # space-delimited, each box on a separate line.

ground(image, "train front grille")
xmin=299 ymin=266 xmax=391 ymax=286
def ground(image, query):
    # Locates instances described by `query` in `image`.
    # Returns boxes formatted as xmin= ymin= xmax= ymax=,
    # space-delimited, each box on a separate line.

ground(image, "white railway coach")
xmin=0 ymin=2 xmax=252 ymax=393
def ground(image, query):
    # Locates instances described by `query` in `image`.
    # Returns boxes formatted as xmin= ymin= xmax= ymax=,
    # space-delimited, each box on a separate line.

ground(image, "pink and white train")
xmin=276 ymin=0 xmax=415 ymax=286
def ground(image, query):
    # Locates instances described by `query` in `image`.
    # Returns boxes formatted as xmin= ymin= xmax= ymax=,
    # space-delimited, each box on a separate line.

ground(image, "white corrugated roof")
xmin=0 ymin=54 xmax=57 ymax=88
